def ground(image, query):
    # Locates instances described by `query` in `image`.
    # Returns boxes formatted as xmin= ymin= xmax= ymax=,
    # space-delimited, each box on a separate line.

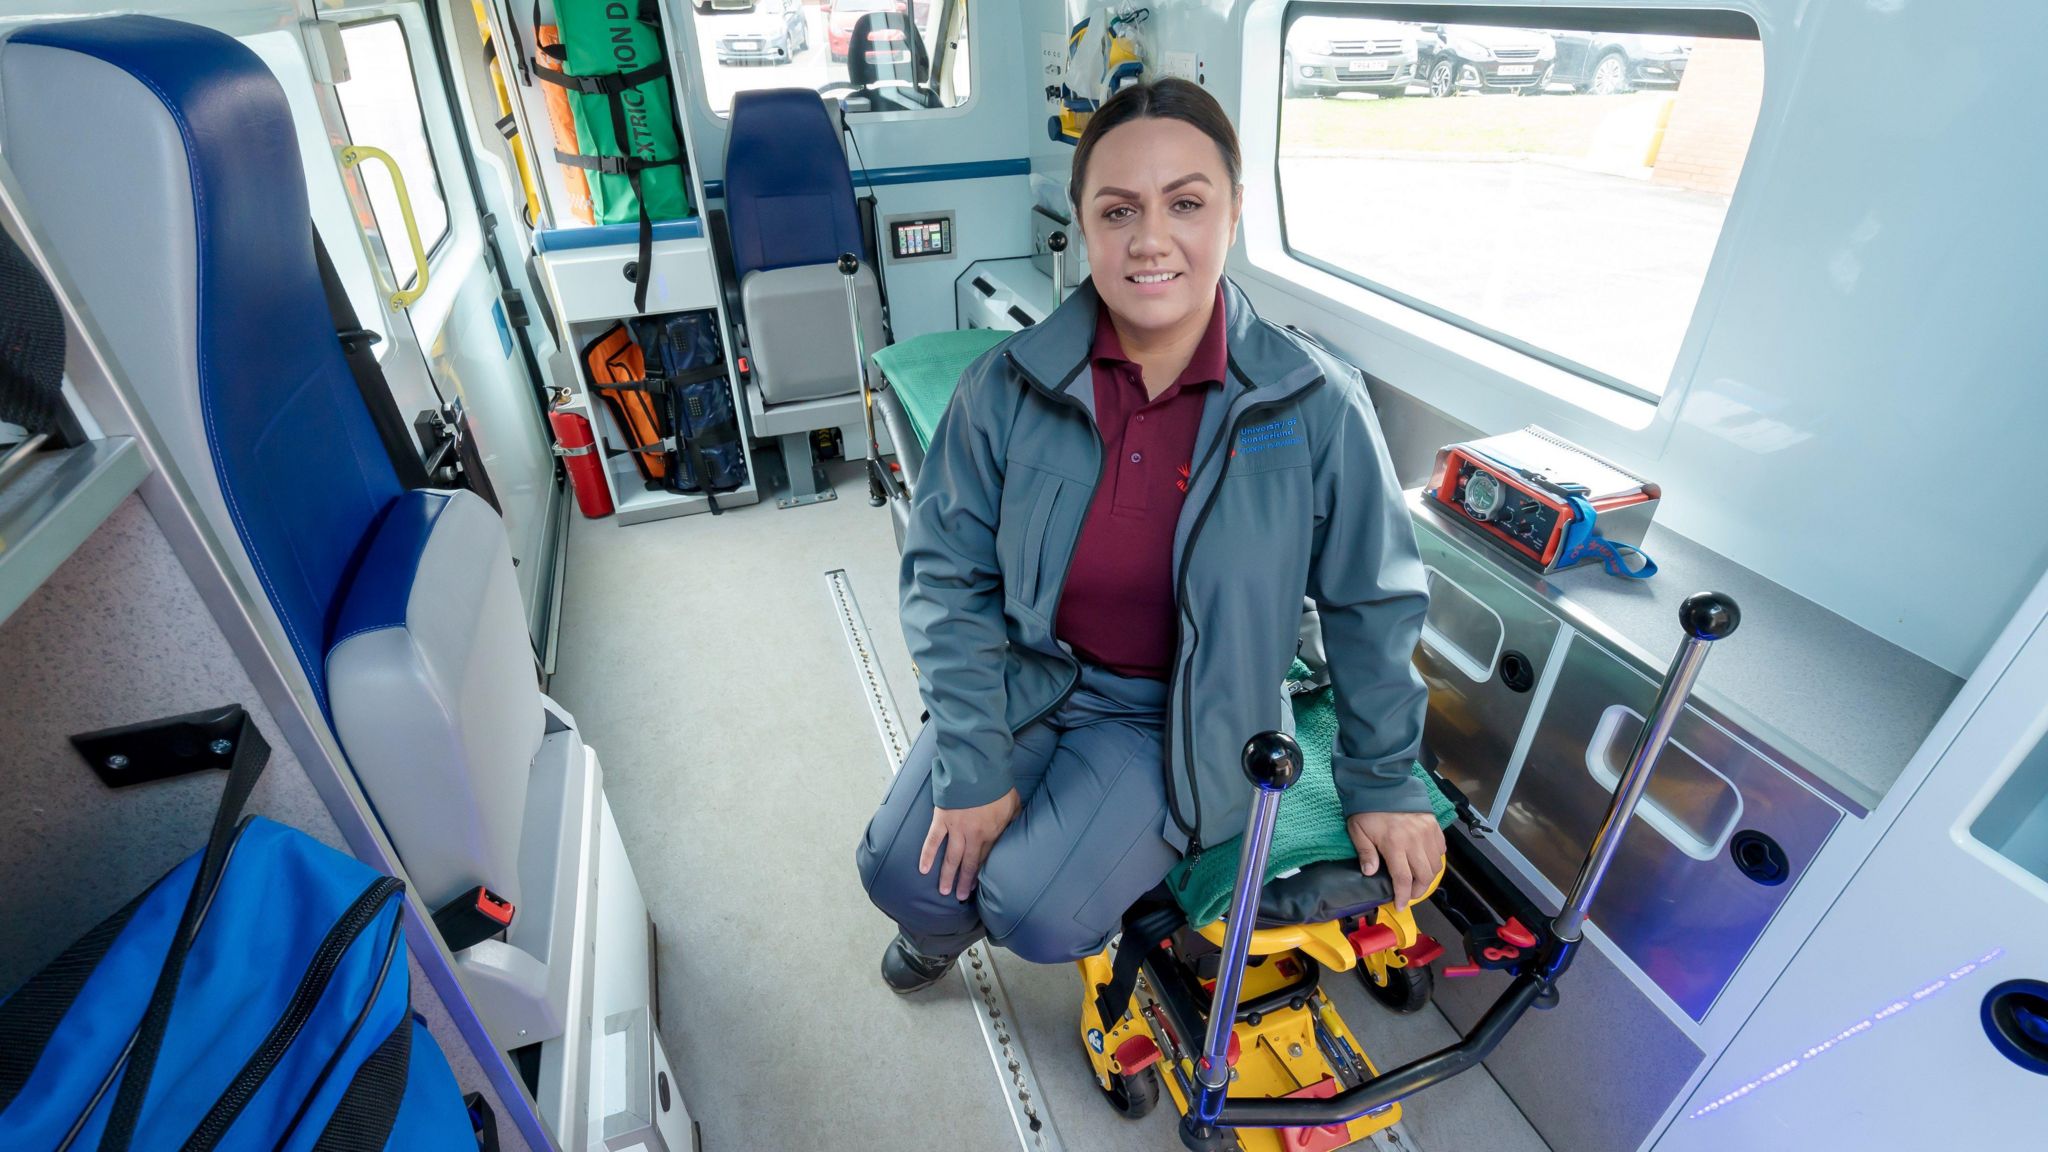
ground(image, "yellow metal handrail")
xmin=338 ymin=145 xmax=430 ymax=310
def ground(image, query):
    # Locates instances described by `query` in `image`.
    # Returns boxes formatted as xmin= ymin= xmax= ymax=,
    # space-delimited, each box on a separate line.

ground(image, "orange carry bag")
xmin=581 ymin=322 xmax=669 ymax=483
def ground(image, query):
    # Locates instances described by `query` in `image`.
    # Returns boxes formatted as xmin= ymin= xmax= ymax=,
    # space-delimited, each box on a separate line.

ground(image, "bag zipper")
xmin=178 ymin=876 xmax=403 ymax=1151
xmin=54 ymin=822 xmax=259 ymax=1152
xmin=270 ymin=901 xmax=409 ymax=1148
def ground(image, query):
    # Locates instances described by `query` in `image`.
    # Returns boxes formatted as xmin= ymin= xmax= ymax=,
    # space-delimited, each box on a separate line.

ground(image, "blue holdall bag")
xmin=633 ymin=312 xmax=748 ymax=505
xmin=0 ymin=718 xmax=491 ymax=1150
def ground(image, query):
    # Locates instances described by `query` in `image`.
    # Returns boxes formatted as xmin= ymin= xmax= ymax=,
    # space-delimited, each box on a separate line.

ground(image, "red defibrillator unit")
xmin=1426 ymin=427 xmax=1659 ymax=576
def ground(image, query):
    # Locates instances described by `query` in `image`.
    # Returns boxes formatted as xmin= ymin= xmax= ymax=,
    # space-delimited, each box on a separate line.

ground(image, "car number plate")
xmin=1498 ymin=64 xmax=1535 ymax=76
xmin=1348 ymin=59 xmax=1392 ymax=72
xmin=734 ymin=39 xmax=760 ymax=50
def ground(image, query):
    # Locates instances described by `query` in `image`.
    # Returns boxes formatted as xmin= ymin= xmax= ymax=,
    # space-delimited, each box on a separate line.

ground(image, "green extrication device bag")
xmin=533 ymin=0 xmax=692 ymax=310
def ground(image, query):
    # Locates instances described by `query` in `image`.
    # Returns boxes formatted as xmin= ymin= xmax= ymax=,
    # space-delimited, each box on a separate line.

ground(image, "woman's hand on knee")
xmin=922 ymin=789 xmax=1022 ymax=900
xmin=1345 ymin=811 xmax=1446 ymax=912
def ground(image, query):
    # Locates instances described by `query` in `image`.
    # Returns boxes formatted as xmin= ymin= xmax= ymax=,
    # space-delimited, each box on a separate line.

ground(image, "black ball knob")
xmin=1679 ymin=592 xmax=1741 ymax=641
xmin=1241 ymin=732 xmax=1303 ymax=791
xmin=836 ymin=252 xmax=860 ymax=276
xmin=1047 ymin=230 xmax=1068 ymax=253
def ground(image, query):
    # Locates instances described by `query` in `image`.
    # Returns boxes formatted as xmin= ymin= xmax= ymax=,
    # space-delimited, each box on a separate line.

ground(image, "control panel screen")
xmin=890 ymin=216 xmax=953 ymax=260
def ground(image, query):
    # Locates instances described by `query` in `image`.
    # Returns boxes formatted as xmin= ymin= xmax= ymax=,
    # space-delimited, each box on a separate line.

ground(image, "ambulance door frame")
xmin=315 ymin=0 xmax=566 ymax=666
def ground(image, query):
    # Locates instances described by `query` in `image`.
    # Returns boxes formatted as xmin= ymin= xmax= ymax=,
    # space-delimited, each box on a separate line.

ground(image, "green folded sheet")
xmin=1170 ymin=662 xmax=1458 ymax=927
xmin=872 ymin=328 xmax=1010 ymax=450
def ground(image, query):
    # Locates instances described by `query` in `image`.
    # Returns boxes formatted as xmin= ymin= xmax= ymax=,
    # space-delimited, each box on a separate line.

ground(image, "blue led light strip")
xmin=1687 ymin=948 xmax=2005 ymax=1120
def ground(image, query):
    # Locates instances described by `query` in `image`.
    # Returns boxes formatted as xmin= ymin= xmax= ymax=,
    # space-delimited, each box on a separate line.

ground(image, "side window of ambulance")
xmin=686 ymin=0 xmax=972 ymax=116
xmin=334 ymin=18 xmax=452 ymax=290
xmin=1277 ymin=6 xmax=1764 ymax=400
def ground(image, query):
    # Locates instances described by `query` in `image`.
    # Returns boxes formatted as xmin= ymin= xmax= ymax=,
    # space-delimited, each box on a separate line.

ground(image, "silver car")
xmin=1284 ymin=16 xmax=1424 ymax=98
xmin=714 ymin=0 xmax=810 ymax=65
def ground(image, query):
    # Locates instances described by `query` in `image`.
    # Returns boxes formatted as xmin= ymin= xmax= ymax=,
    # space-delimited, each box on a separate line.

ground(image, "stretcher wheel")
xmin=1098 ymin=1064 xmax=1161 ymax=1119
xmin=1358 ymin=959 xmax=1434 ymax=1015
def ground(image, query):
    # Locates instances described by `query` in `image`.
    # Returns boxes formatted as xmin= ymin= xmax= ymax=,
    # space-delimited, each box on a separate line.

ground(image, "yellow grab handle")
xmin=339 ymin=145 xmax=431 ymax=309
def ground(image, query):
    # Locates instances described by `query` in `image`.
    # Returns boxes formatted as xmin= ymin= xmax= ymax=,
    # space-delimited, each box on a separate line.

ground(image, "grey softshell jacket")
xmin=899 ymin=277 xmax=1431 ymax=854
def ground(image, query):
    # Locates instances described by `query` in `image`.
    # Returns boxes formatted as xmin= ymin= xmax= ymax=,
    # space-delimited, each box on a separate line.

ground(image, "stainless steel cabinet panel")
xmin=1414 ymin=522 xmax=1561 ymax=818
xmin=1502 ymin=633 xmax=1843 ymax=1021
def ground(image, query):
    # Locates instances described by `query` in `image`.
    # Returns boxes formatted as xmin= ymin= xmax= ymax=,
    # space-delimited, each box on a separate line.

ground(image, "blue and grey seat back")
xmin=0 ymin=16 xmax=402 ymax=706
xmin=0 ymin=16 xmax=540 ymax=918
xmin=723 ymin=88 xmax=884 ymax=406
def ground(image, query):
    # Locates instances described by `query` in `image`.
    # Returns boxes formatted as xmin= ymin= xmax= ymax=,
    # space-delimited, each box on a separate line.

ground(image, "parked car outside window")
xmin=715 ymin=0 xmax=809 ymax=65
xmin=1283 ymin=16 xmax=1426 ymax=99
xmin=827 ymin=0 xmax=931 ymax=62
xmin=1548 ymin=31 xmax=1692 ymax=94
xmin=1418 ymin=24 xmax=1557 ymax=97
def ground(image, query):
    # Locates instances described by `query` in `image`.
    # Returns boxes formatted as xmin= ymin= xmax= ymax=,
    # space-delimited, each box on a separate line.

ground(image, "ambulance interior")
xmin=1 ymin=1 xmax=2045 ymax=1151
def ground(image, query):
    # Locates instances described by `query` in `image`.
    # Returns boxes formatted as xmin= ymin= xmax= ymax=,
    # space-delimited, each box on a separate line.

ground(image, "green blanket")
xmin=873 ymin=329 xmax=1009 ymax=450
xmin=1169 ymin=662 xmax=1457 ymax=927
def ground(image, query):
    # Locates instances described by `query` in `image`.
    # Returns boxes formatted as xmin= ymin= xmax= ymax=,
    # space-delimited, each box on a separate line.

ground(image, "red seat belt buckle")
xmin=432 ymin=885 xmax=516 ymax=952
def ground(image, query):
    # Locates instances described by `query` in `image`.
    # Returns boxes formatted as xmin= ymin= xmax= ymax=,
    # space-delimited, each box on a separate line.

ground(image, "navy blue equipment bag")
xmin=633 ymin=312 xmax=747 ymax=499
xmin=0 ymin=727 xmax=484 ymax=1150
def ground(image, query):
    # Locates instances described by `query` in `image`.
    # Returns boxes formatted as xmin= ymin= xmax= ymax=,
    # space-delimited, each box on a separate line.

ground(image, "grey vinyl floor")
xmin=549 ymin=460 xmax=1552 ymax=1152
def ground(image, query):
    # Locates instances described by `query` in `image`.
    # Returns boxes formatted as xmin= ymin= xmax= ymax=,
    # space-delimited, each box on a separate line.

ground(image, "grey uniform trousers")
xmin=857 ymin=662 xmax=1183 ymax=964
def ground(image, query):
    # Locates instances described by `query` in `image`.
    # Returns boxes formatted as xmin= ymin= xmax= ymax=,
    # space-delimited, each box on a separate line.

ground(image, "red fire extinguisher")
xmin=549 ymin=408 xmax=613 ymax=519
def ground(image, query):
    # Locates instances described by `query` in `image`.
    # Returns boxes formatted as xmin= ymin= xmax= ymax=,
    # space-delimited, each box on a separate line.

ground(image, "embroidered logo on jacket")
xmin=1237 ymin=418 xmax=1304 ymax=455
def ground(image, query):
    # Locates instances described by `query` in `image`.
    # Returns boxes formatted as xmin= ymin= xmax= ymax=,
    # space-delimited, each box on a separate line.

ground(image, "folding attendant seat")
xmin=723 ymin=88 xmax=888 ymax=504
xmin=0 ymin=17 xmax=679 ymax=1147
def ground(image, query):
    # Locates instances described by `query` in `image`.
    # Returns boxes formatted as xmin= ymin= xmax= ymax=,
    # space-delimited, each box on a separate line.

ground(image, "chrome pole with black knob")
xmin=1202 ymin=593 xmax=1744 ymax=1135
xmin=1047 ymin=229 xmax=1069 ymax=310
xmin=1185 ymin=731 xmax=1302 ymax=1143
xmin=1552 ymin=591 xmax=1741 ymax=944
xmin=837 ymin=252 xmax=886 ymax=507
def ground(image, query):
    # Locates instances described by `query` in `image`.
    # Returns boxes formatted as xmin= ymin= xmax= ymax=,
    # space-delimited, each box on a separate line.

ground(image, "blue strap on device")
xmin=1561 ymin=494 xmax=1658 ymax=579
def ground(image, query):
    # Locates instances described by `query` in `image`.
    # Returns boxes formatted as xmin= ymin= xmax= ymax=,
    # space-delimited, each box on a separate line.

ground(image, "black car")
xmin=1417 ymin=24 xmax=1557 ymax=96
xmin=1548 ymin=32 xmax=1692 ymax=94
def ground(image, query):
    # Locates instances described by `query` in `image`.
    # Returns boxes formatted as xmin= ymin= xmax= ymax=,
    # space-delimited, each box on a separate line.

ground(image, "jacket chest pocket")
xmin=1000 ymin=466 xmax=1070 ymax=612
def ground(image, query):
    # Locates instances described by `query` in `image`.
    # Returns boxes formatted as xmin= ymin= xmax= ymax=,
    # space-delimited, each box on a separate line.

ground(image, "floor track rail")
xmin=826 ymin=570 xmax=1065 ymax=1152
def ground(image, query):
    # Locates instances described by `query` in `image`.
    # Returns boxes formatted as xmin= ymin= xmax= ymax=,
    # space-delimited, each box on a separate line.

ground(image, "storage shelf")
xmin=532 ymin=219 xmax=704 ymax=254
xmin=0 ymin=437 xmax=148 ymax=630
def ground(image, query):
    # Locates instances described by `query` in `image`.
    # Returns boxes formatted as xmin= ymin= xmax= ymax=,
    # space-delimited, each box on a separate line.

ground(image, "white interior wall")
xmin=1028 ymin=0 xmax=2048 ymax=678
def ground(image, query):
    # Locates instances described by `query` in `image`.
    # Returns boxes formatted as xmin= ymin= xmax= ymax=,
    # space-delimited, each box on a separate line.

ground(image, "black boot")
xmin=880 ymin=933 xmax=958 ymax=995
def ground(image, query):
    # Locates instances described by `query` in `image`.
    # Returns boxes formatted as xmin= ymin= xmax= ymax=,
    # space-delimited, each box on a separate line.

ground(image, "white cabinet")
xmin=1655 ymin=576 xmax=2048 ymax=1148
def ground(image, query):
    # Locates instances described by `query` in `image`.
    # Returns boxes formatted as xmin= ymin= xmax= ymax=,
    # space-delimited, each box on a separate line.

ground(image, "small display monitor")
xmin=888 ymin=213 xmax=954 ymax=261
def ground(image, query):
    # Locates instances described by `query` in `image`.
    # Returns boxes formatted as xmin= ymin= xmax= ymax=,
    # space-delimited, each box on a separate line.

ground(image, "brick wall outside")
xmin=1651 ymin=39 xmax=1766 ymax=197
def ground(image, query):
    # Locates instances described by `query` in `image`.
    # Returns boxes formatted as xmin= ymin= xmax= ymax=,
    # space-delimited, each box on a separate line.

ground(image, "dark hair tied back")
xmin=1070 ymin=78 xmax=1243 ymax=206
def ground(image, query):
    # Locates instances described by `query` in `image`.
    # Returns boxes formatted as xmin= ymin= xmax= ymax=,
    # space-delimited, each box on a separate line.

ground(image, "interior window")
xmin=686 ymin=0 xmax=971 ymax=116
xmin=335 ymin=18 xmax=452 ymax=291
xmin=1278 ymin=5 xmax=1764 ymax=399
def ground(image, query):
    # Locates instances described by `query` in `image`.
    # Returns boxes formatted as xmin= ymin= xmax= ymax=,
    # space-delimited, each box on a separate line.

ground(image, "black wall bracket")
xmin=70 ymin=704 xmax=268 ymax=789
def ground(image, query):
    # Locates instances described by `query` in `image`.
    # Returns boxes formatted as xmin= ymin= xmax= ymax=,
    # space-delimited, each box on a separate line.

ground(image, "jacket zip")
xmin=1004 ymin=351 xmax=1100 ymax=737
xmin=179 ymin=876 xmax=403 ymax=1151
xmin=1004 ymin=346 xmax=1328 ymax=862
xmin=1167 ymin=371 xmax=1327 ymax=874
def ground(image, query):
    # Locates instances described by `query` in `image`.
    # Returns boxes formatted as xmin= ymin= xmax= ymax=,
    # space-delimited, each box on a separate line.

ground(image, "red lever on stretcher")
xmin=1347 ymin=922 xmax=1398 ymax=958
xmin=1112 ymin=1035 xmax=1160 ymax=1075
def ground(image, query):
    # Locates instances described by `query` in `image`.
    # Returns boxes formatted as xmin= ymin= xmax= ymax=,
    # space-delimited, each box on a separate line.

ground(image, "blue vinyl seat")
xmin=723 ymin=87 xmax=889 ymax=503
xmin=0 ymin=14 xmax=585 ymax=1049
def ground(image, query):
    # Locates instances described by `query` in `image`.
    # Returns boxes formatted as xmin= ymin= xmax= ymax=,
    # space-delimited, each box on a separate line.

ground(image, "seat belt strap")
xmin=312 ymin=230 xmax=431 ymax=490
xmin=1095 ymin=898 xmax=1183 ymax=1029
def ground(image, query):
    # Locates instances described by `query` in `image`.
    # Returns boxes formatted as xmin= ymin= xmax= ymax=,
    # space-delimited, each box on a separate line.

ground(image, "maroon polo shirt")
xmin=1053 ymin=290 xmax=1228 ymax=680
